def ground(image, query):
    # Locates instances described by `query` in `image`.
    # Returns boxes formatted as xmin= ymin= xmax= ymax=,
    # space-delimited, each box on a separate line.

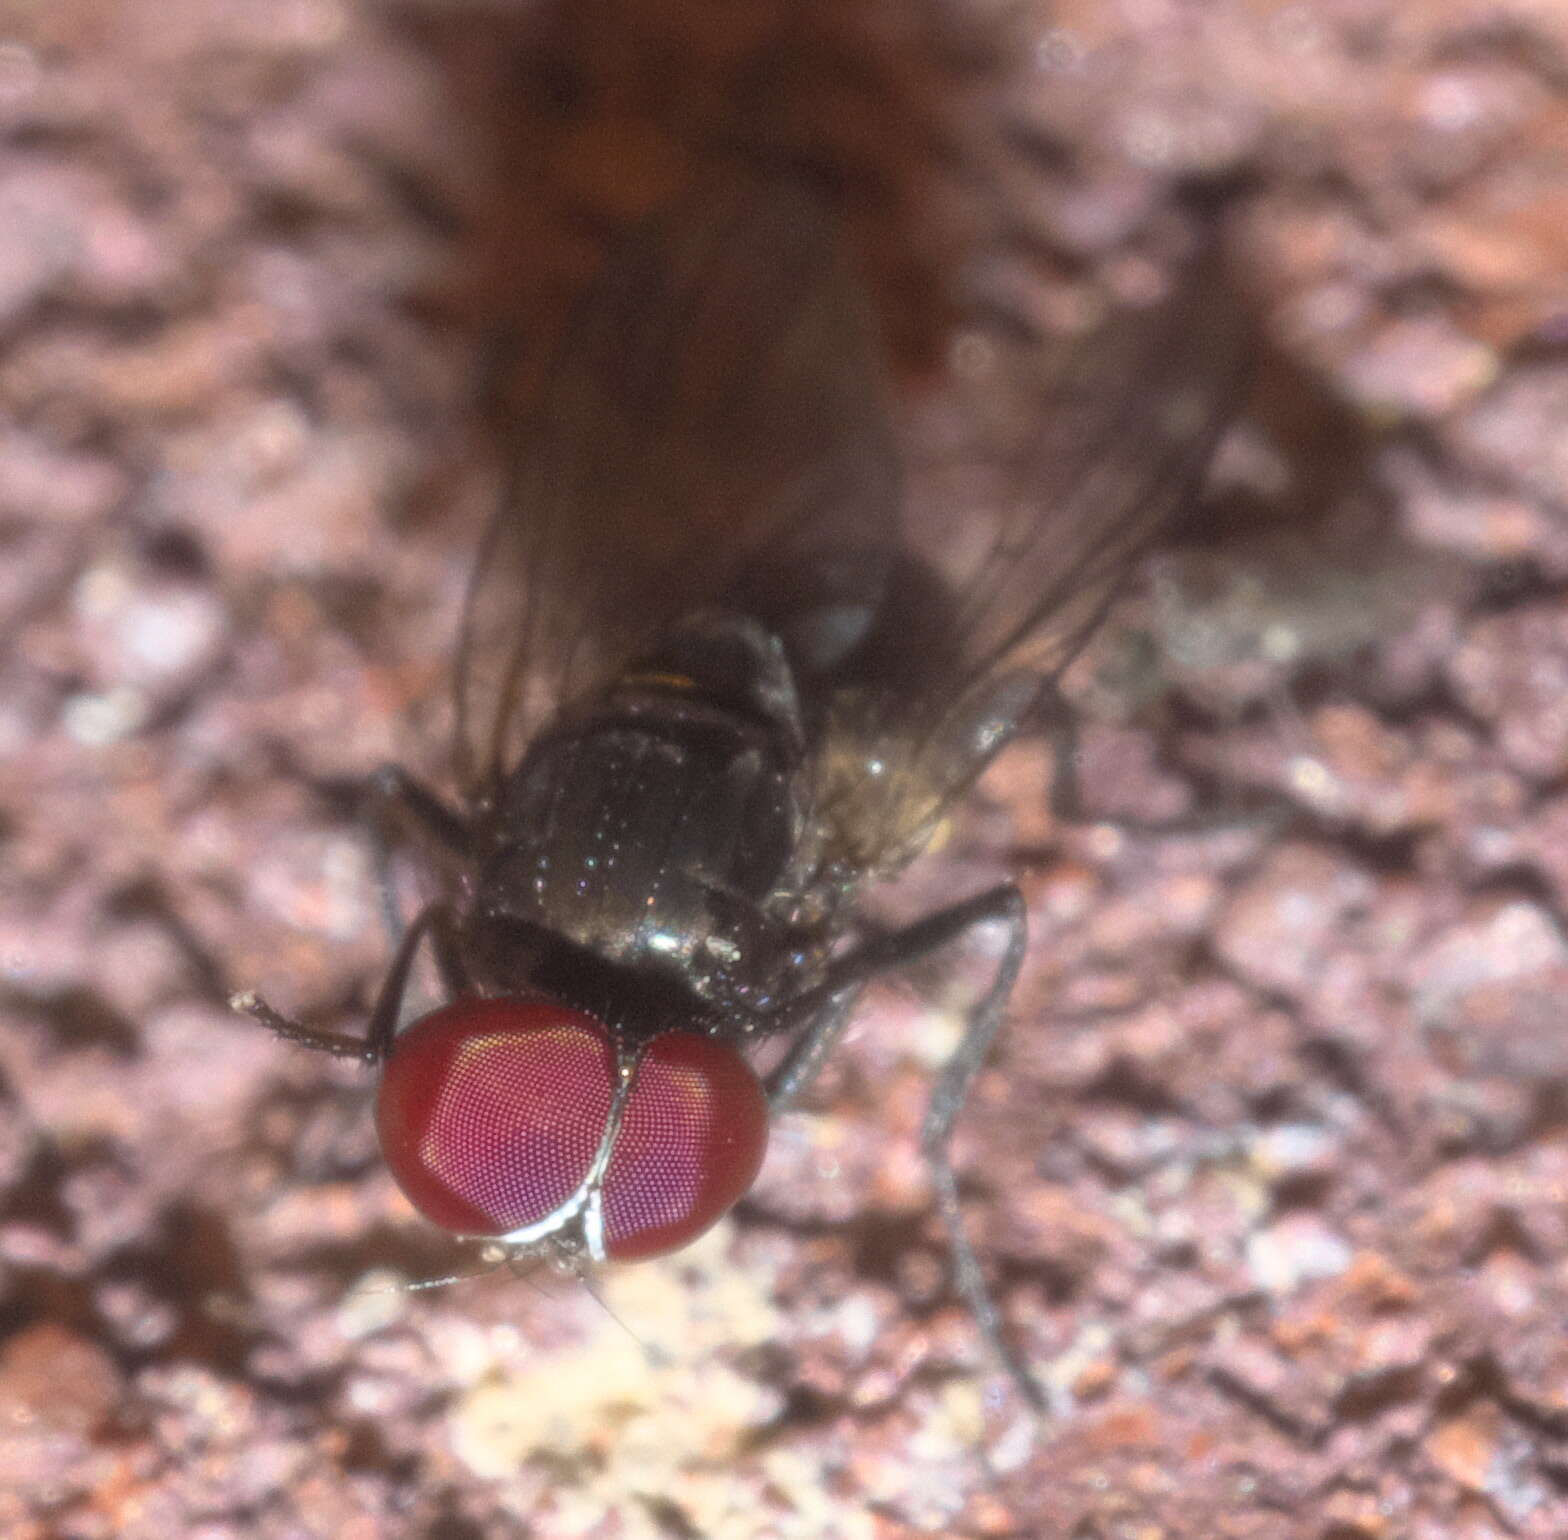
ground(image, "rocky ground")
xmin=2 ymin=1 xmax=1568 ymax=1536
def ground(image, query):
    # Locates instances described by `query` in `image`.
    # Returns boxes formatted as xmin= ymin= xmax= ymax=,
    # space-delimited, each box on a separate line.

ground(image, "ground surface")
xmin=3 ymin=1 xmax=1568 ymax=1536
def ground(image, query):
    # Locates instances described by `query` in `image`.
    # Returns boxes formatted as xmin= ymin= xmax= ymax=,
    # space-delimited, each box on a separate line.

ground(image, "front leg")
xmin=231 ymin=899 xmax=463 ymax=1064
xmin=366 ymin=764 xmax=473 ymax=946
xmin=369 ymin=764 xmax=471 ymax=864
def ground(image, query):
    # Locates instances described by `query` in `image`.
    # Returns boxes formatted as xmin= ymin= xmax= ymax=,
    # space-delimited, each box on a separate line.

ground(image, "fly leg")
xmin=1040 ymin=680 xmax=1283 ymax=838
xmin=908 ymin=887 xmax=1039 ymax=1413
xmin=233 ymin=767 xmax=471 ymax=1061
xmin=775 ymin=884 xmax=1043 ymax=1411
xmin=369 ymin=765 xmax=470 ymax=861
xmin=763 ymin=984 xmax=865 ymax=1111
xmin=232 ymin=900 xmax=464 ymax=1064
xmin=367 ymin=764 xmax=471 ymax=946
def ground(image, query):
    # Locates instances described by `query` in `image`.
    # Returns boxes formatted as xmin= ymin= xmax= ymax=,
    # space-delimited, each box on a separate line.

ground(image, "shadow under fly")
xmin=234 ymin=172 xmax=1245 ymax=1410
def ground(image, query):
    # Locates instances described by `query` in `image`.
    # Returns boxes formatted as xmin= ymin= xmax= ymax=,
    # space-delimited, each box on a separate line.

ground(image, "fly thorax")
xmin=474 ymin=612 xmax=810 ymax=1012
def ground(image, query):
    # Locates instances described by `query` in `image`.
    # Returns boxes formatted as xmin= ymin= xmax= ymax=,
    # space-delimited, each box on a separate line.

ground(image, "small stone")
xmin=1246 ymin=1214 xmax=1353 ymax=1295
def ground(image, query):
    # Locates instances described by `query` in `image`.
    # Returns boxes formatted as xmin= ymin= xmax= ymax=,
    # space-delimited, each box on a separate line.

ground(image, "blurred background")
xmin=1 ymin=1 xmax=1567 ymax=1536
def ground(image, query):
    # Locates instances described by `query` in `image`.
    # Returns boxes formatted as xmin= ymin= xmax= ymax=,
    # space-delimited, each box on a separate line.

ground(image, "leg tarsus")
xmin=908 ymin=885 xmax=1048 ymax=1413
xmin=229 ymin=991 xmax=379 ymax=1063
xmin=778 ymin=882 xmax=1049 ymax=1411
xmin=927 ymin=1150 xmax=1048 ymax=1416
xmin=231 ymin=899 xmax=457 ymax=1066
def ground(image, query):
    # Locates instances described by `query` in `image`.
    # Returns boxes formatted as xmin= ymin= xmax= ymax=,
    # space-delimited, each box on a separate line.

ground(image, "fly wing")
xmin=911 ymin=254 xmax=1245 ymax=694
xmin=452 ymin=175 xmax=900 ymax=802
xmin=813 ymin=248 xmax=1249 ymax=872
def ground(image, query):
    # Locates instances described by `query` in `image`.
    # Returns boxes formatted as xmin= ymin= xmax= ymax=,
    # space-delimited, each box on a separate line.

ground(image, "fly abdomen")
xmin=476 ymin=613 xmax=808 ymax=1013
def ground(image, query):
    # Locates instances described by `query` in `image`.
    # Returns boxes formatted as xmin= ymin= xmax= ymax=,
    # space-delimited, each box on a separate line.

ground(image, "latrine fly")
xmin=235 ymin=175 xmax=1242 ymax=1405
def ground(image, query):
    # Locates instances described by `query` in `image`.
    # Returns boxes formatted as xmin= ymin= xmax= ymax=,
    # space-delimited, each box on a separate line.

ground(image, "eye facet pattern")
xmin=601 ymin=1030 xmax=769 ymax=1261
xmin=374 ymin=998 xmax=768 ymax=1259
xmin=375 ymin=999 xmax=616 ymax=1238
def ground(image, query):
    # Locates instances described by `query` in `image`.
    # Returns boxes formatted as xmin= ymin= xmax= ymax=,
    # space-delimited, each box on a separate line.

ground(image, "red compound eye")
xmin=375 ymin=997 xmax=615 ymax=1237
xmin=374 ymin=998 xmax=769 ymax=1260
xmin=601 ymin=1029 xmax=769 ymax=1261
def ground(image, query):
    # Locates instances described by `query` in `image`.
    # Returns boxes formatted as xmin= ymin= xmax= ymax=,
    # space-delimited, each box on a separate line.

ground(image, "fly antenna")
xmin=358 ymin=1251 xmax=505 ymax=1295
xmin=400 ymin=1268 xmax=487 ymax=1294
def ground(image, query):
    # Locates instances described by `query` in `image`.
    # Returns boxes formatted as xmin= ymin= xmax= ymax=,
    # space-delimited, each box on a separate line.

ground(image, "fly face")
xmin=374 ymin=997 xmax=768 ymax=1264
xmin=235 ymin=171 xmax=1245 ymax=1407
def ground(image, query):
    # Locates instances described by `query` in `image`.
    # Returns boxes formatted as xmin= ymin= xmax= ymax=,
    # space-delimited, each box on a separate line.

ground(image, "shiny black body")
xmin=467 ymin=613 xmax=811 ymax=1032
xmin=235 ymin=174 xmax=1244 ymax=1410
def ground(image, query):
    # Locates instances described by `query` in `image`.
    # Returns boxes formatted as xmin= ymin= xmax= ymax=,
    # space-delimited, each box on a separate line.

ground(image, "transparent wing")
xmin=813 ymin=247 xmax=1250 ymax=871
xmin=451 ymin=174 xmax=901 ymax=802
xmin=454 ymin=168 xmax=1246 ymax=875
xmin=916 ymin=257 xmax=1244 ymax=690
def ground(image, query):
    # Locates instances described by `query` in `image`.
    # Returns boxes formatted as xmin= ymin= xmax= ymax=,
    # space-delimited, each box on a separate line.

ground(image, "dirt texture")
xmin=3 ymin=1 xmax=1568 ymax=1537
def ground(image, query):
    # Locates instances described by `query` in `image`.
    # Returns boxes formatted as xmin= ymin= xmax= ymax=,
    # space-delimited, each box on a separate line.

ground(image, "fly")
xmin=233 ymin=173 xmax=1244 ymax=1409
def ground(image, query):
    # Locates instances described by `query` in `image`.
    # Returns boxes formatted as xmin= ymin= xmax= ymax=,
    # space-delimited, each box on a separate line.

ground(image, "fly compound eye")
xmin=600 ymin=1031 xmax=769 ymax=1261
xmin=375 ymin=997 xmax=617 ymax=1237
xmin=373 ymin=998 xmax=768 ymax=1259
